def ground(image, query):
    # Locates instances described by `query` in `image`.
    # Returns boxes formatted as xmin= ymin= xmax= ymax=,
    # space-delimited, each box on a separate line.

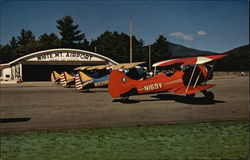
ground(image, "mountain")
xmin=168 ymin=42 xmax=216 ymax=57
xmin=223 ymin=44 xmax=249 ymax=55
xmin=215 ymin=44 xmax=250 ymax=71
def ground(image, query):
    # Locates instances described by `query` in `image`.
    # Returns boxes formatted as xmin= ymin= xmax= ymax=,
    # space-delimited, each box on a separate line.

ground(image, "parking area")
xmin=0 ymin=76 xmax=248 ymax=133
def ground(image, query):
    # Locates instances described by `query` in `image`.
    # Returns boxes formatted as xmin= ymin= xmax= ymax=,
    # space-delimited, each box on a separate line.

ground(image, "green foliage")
xmin=56 ymin=16 xmax=85 ymax=48
xmin=9 ymin=37 xmax=18 ymax=49
xmin=17 ymin=29 xmax=36 ymax=46
xmin=152 ymin=35 xmax=172 ymax=63
xmin=0 ymin=45 xmax=16 ymax=63
xmin=0 ymin=29 xmax=41 ymax=63
xmin=89 ymin=31 xmax=145 ymax=63
xmin=143 ymin=35 xmax=172 ymax=70
xmin=1 ymin=121 xmax=248 ymax=160
xmin=38 ymin=33 xmax=60 ymax=50
xmin=0 ymin=16 xmax=90 ymax=63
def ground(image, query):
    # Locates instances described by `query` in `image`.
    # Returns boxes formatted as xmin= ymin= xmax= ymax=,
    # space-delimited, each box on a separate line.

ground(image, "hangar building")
xmin=0 ymin=48 xmax=118 ymax=81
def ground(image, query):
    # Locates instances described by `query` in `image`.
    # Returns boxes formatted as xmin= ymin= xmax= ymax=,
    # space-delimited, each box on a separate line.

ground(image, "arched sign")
xmin=27 ymin=51 xmax=101 ymax=62
xmin=9 ymin=48 xmax=118 ymax=65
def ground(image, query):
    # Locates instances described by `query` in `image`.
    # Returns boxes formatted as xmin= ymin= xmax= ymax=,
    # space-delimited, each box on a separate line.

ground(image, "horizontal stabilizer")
xmin=174 ymin=84 xmax=215 ymax=95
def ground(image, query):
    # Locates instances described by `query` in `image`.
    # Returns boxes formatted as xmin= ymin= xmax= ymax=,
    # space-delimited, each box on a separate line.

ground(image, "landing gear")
xmin=121 ymin=96 xmax=129 ymax=101
xmin=186 ymin=93 xmax=195 ymax=99
xmin=201 ymin=90 xmax=214 ymax=100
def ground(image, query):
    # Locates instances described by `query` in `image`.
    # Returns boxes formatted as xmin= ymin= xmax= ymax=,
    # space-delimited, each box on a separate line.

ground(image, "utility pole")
xmin=129 ymin=20 xmax=133 ymax=63
xmin=94 ymin=46 xmax=97 ymax=53
xmin=149 ymin=45 xmax=151 ymax=71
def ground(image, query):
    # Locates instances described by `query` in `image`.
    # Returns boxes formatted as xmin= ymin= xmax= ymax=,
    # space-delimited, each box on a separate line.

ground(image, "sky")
xmin=0 ymin=0 xmax=249 ymax=53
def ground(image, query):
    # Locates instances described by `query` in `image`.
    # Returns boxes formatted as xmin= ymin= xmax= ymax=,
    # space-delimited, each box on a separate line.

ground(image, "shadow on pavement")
xmin=78 ymin=90 xmax=108 ymax=93
xmin=113 ymin=99 xmax=140 ymax=104
xmin=113 ymin=94 xmax=225 ymax=105
xmin=152 ymin=94 xmax=225 ymax=105
xmin=0 ymin=117 xmax=31 ymax=123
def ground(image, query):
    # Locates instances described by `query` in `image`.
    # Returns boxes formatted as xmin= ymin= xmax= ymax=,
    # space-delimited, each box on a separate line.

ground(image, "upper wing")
xmin=112 ymin=62 xmax=145 ymax=69
xmin=152 ymin=58 xmax=186 ymax=67
xmin=74 ymin=66 xmax=90 ymax=71
xmin=153 ymin=54 xmax=228 ymax=67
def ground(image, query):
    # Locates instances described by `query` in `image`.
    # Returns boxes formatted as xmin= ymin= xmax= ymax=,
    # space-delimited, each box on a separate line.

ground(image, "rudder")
xmin=108 ymin=70 xmax=135 ymax=98
xmin=75 ymin=71 xmax=94 ymax=90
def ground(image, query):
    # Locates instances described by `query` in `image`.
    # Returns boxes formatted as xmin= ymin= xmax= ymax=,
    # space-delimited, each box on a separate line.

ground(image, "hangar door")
xmin=22 ymin=65 xmax=81 ymax=81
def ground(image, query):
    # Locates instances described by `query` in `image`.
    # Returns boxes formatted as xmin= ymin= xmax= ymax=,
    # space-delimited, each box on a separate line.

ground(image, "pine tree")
xmin=39 ymin=33 xmax=60 ymax=49
xmin=151 ymin=35 xmax=172 ymax=63
xmin=56 ymin=16 xmax=85 ymax=48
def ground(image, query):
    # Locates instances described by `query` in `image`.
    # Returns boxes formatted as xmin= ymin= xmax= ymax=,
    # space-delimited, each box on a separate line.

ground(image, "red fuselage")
xmin=108 ymin=70 xmax=185 ymax=98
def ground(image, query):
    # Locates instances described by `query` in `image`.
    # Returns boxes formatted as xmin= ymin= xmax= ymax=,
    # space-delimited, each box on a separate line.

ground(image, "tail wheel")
xmin=121 ymin=96 xmax=129 ymax=101
xmin=202 ymin=90 xmax=214 ymax=100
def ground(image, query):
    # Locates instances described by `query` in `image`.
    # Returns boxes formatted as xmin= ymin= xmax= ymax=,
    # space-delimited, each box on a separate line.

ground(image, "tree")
xmin=38 ymin=33 xmax=60 ymax=50
xmin=0 ymin=29 xmax=39 ymax=63
xmin=14 ymin=29 xmax=39 ymax=57
xmin=17 ymin=29 xmax=36 ymax=46
xmin=9 ymin=37 xmax=18 ymax=49
xmin=56 ymin=16 xmax=85 ymax=48
xmin=151 ymin=35 xmax=172 ymax=64
xmin=0 ymin=45 xmax=14 ymax=63
xmin=89 ymin=31 xmax=144 ymax=63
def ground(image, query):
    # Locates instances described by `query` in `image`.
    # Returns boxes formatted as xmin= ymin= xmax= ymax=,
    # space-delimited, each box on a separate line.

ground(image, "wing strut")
xmin=185 ymin=65 xmax=197 ymax=94
xmin=193 ymin=70 xmax=202 ymax=88
xmin=153 ymin=67 xmax=157 ymax=76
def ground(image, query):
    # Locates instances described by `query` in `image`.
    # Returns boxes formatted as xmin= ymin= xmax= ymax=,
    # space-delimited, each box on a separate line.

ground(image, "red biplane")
xmin=108 ymin=54 xmax=227 ymax=101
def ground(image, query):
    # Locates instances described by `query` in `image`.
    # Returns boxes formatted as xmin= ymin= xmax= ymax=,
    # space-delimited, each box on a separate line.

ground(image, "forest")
xmin=0 ymin=16 xmax=249 ymax=71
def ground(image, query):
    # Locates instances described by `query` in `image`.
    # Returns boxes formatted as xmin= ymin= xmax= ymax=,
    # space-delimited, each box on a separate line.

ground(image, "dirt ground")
xmin=0 ymin=76 xmax=249 ymax=133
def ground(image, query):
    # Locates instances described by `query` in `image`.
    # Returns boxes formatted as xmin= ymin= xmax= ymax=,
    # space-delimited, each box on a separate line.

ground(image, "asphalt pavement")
xmin=0 ymin=76 xmax=248 ymax=133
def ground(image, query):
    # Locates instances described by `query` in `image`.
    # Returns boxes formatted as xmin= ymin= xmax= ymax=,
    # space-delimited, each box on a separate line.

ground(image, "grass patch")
xmin=1 ymin=121 xmax=249 ymax=160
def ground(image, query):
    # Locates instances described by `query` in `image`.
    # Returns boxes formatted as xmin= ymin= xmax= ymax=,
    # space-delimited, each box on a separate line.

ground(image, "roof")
xmin=0 ymin=64 xmax=10 ymax=70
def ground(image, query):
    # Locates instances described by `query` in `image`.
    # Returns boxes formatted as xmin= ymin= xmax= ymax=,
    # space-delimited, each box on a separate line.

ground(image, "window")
xmin=5 ymin=74 xmax=10 ymax=78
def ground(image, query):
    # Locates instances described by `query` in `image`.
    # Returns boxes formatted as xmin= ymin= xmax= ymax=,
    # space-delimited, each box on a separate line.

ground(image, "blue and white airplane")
xmin=74 ymin=62 xmax=145 ymax=91
xmin=74 ymin=65 xmax=110 ymax=91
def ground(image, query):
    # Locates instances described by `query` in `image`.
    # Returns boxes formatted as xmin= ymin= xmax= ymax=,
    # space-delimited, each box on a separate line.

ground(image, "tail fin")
xmin=64 ymin=72 xmax=75 ymax=83
xmin=51 ymin=71 xmax=60 ymax=83
xmin=75 ymin=71 xmax=94 ymax=90
xmin=60 ymin=71 xmax=74 ymax=87
xmin=108 ymin=70 xmax=136 ymax=98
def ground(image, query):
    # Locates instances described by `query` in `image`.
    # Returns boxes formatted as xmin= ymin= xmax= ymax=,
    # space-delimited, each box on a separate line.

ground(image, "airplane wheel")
xmin=205 ymin=91 xmax=214 ymax=100
xmin=186 ymin=94 xmax=195 ymax=99
xmin=202 ymin=90 xmax=214 ymax=100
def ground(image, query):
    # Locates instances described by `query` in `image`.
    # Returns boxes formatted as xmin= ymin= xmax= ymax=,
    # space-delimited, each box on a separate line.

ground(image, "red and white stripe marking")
xmin=75 ymin=73 xmax=83 ymax=90
xmin=60 ymin=73 xmax=67 ymax=87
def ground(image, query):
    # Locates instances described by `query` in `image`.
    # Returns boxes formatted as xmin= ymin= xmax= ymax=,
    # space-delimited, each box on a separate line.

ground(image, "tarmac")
xmin=0 ymin=76 xmax=249 ymax=133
